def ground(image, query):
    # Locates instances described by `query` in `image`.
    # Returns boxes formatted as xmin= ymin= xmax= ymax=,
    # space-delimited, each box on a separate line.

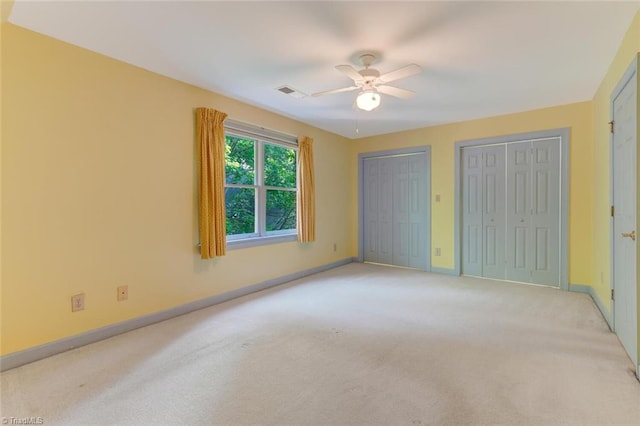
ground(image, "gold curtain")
xmin=297 ymin=136 xmax=316 ymax=243
xmin=196 ymin=108 xmax=228 ymax=259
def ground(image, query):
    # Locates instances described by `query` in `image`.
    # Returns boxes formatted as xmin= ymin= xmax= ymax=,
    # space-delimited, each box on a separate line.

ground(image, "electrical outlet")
xmin=435 ymin=194 xmax=441 ymax=202
xmin=117 ymin=285 xmax=128 ymax=301
xmin=333 ymin=243 xmax=337 ymax=252
xmin=435 ymin=248 xmax=441 ymax=256
xmin=71 ymin=293 xmax=85 ymax=312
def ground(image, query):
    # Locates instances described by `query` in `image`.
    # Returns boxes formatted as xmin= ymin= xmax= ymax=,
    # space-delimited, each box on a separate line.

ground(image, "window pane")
xmin=225 ymin=187 xmax=255 ymax=235
xmin=225 ymin=136 xmax=255 ymax=185
xmin=266 ymin=190 xmax=296 ymax=231
xmin=264 ymin=144 xmax=296 ymax=188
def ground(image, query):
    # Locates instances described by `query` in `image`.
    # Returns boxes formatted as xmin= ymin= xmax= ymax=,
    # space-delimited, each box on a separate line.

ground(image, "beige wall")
xmin=351 ymin=101 xmax=593 ymax=285
xmin=1 ymin=24 xmax=353 ymax=355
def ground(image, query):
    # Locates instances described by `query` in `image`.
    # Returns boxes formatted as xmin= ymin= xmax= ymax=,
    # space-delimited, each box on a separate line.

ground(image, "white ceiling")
xmin=8 ymin=1 xmax=640 ymax=139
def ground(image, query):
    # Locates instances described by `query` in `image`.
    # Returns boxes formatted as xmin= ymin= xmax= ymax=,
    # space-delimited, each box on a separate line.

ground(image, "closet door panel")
xmin=363 ymin=159 xmax=379 ymax=263
xmin=408 ymin=154 xmax=428 ymax=269
xmin=363 ymin=151 xmax=430 ymax=271
xmin=530 ymin=139 xmax=560 ymax=286
xmin=378 ymin=157 xmax=394 ymax=266
xmin=462 ymin=148 xmax=484 ymax=276
xmin=462 ymin=138 xmax=561 ymax=286
xmin=482 ymin=146 xmax=506 ymax=279
xmin=393 ymin=157 xmax=410 ymax=267
xmin=506 ymin=143 xmax=532 ymax=283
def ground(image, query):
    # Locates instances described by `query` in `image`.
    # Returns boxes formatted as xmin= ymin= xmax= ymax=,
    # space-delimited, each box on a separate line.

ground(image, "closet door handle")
xmin=621 ymin=230 xmax=636 ymax=241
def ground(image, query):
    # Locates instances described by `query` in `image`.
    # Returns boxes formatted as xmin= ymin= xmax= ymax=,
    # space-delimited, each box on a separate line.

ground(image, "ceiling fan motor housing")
xmin=359 ymin=68 xmax=380 ymax=84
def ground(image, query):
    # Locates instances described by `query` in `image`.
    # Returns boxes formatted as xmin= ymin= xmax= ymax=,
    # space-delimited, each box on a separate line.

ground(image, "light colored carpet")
xmin=2 ymin=262 xmax=639 ymax=425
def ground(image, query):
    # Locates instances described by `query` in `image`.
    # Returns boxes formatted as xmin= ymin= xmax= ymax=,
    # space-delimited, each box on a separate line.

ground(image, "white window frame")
xmin=224 ymin=120 xmax=298 ymax=249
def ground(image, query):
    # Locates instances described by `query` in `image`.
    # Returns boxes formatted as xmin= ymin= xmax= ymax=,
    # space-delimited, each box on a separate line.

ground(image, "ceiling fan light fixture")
xmin=356 ymin=90 xmax=381 ymax=111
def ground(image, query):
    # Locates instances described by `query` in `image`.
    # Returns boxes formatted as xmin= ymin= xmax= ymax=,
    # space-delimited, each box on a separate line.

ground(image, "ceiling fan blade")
xmin=311 ymin=85 xmax=359 ymax=97
xmin=378 ymin=64 xmax=421 ymax=84
xmin=335 ymin=65 xmax=364 ymax=82
xmin=377 ymin=85 xmax=416 ymax=99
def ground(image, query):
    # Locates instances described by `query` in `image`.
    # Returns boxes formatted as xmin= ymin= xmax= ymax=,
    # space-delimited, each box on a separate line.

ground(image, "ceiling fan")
xmin=312 ymin=53 xmax=421 ymax=111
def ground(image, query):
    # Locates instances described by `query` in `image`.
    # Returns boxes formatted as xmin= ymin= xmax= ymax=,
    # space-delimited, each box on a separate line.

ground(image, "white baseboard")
xmin=569 ymin=283 xmax=612 ymax=330
xmin=1 ymin=257 xmax=356 ymax=372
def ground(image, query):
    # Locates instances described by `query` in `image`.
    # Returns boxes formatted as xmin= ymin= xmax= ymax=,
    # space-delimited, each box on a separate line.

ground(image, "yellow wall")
xmin=351 ymin=102 xmax=593 ymax=285
xmin=0 ymin=24 xmax=354 ymax=355
xmin=0 ymin=0 xmax=16 ymax=354
xmin=3 ymin=7 xmax=639 ymax=361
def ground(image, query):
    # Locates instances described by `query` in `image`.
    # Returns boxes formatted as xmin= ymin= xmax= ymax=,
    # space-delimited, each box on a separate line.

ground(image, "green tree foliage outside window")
xmin=264 ymin=144 xmax=296 ymax=231
xmin=225 ymin=136 xmax=254 ymax=185
xmin=225 ymin=136 xmax=256 ymax=235
xmin=224 ymin=134 xmax=297 ymax=237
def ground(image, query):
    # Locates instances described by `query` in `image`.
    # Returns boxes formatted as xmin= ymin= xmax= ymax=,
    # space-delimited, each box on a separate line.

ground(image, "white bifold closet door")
xmin=363 ymin=153 xmax=428 ymax=270
xmin=462 ymin=146 xmax=506 ymax=279
xmin=506 ymin=140 xmax=560 ymax=285
xmin=462 ymin=139 xmax=560 ymax=287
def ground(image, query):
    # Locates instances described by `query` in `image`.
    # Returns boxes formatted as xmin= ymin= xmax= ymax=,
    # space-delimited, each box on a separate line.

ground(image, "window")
xmin=224 ymin=121 xmax=297 ymax=247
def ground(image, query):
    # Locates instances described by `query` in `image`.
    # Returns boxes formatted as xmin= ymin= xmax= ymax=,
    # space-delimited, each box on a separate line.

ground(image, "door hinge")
xmin=609 ymin=120 xmax=615 ymax=134
xmin=611 ymin=205 xmax=615 ymax=217
xmin=611 ymin=288 xmax=615 ymax=301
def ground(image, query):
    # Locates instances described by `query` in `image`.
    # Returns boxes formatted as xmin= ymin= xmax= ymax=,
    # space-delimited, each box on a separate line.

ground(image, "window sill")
xmin=226 ymin=234 xmax=297 ymax=250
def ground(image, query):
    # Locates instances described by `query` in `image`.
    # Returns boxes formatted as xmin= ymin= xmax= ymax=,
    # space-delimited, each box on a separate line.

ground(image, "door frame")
xmin=358 ymin=146 xmax=432 ymax=271
xmin=454 ymin=128 xmax=570 ymax=290
xmin=609 ymin=54 xmax=638 ymax=373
